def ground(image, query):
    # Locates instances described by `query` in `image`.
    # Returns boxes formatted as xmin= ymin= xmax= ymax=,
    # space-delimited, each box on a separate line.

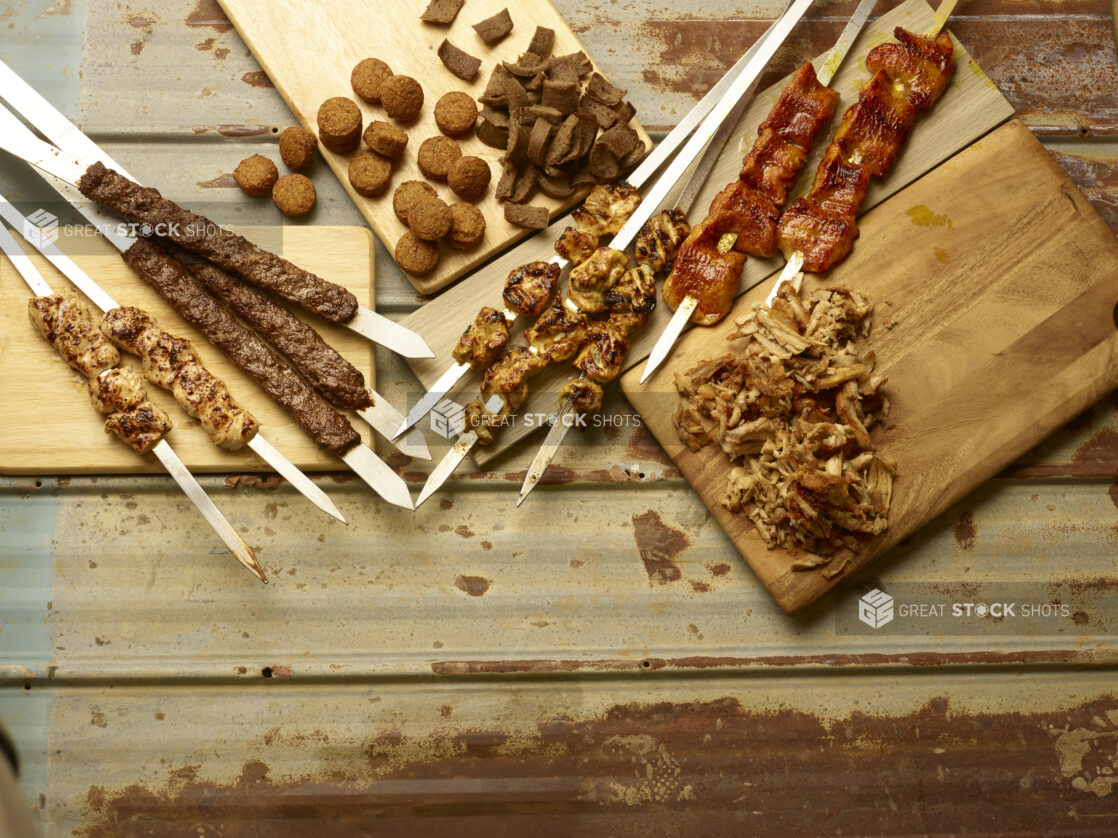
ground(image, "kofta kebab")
xmin=640 ymin=2 xmax=959 ymax=382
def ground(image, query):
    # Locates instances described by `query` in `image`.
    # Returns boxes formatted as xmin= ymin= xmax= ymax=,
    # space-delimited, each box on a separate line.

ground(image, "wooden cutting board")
xmin=0 ymin=226 xmax=374 ymax=474
xmin=216 ymin=0 xmax=650 ymax=294
xmin=399 ymin=0 xmax=1017 ymax=466
xmin=621 ymin=119 xmax=1118 ymax=614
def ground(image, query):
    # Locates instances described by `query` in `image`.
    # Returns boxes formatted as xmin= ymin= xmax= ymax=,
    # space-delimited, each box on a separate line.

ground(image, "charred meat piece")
xmin=604 ymin=264 xmax=656 ymax=315
xmin=634 ymin=208 xmax=691 ymax=272
xmin=88 ymin=367 xmax=149 ymax=414
xmin=560 ymin=378 xmax=604 ymax=419
xmin=28 ymin=292 xmax=119 ymax=377
xmin=452 ymin=307 xmax=511 ymax=371
xmin=568 ymin=246 xmax=628 ymax=313
xmin=121 ymin=238 xmax=359 ymax=454
xmin=502 ymin=260 xmax=561 ymax=317
xmin=571 ymin=183 xmax=641 ymax=236
xmin=572 ymin=320 xmax=628 ymax=383
xmin=166 ymin=244 xmax=372 ymax=411
xmin=705 ymin=180 xmax=781 ymax=258
xmin=827 ymin=72 xmax=916 ymax=180
xmin=754 ymin=62 xmax=839 ymax=156
xmin=806 ymin=143 xmax=874 ymax=217
xmin=608 ymin=310 xmax=649 ymax=338
xmin=463 ymin=393 xmax=520 ymax=447
xmin=525 ymin=296 xmax=589 ymax=365
xmin=866 ymin=29 xmax=955 ymax=111
xmin=103 ymin=402 xmax=174 ymax=455
xmin=482 ymin=344 xmax=546 ymax=406
xmin=554 ymin=226 xmax=599 ymax=266
xmin=78 ymin=163 xmax=358 ymax=323
xmin=738 ymin=128 xmax=809 ymax=207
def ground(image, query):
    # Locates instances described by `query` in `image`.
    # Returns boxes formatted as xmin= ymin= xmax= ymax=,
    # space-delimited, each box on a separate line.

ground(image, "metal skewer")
xmin=0 ymin=220 xmax=268 ymax=582
xmin=0 ymin=195 xmax=347 ymax=525
xmin=0 ymin=57 xmax=431 ymax=363
xmin=0 ymin=111 xmax=413 ymax=509
xmin=414 ymin=0 xmax=815 ymax=508
xmin=392 ymin=0 xmax=799 ymax=440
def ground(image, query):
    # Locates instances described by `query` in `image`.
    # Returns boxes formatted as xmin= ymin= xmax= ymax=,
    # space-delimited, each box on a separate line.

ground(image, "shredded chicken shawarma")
xmin=672 ymin=277 xmax=896 ymax=574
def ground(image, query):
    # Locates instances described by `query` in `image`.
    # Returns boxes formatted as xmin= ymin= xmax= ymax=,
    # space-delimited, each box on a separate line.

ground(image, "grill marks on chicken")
xmin=77 ymin=162 xmax=358 ymax=322
xmin=525 ymin=297 xmax=589 ymax=365
xmin=27 ymin=291 xmax=172 ymax=455
xmin=560 ymin=378 xmax=604 ymax=420
xmin=502 ymin=261 xmax=562 ymax=317
xmin=453 ymin=307 xmax=512 ymax=371
xmin=571 ymin=183 xmax=641 ymax=236
xmin=634 ymin=209 xmax=691 ymax=273
xmin=554 ymin=226 xmax=600 ymax=266
xmin=101 ymin=306 xmax=258 ymax=451
xmin=777 ymin=29 xmax=955 ymax=272
xmin=568 ymin=247 xmax=628 ymax=313
xmin=664 ymin=63 xmax=839 ymax=325
xmin=122 ymin=237 xmax=360 ymax=455
xmin=28 ymin=292 xmax=119 ymax=377
xmin=672 ymin=279 xmax=894 ymax=572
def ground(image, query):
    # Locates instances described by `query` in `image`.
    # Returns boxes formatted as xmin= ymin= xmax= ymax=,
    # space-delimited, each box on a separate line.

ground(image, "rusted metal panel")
xmin=1 ymin=0 xmax=1117 ymax=834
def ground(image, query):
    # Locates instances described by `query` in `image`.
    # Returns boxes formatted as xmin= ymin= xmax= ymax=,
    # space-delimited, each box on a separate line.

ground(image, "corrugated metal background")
xmin=1 ymin=0 xmax=1117 ymax=834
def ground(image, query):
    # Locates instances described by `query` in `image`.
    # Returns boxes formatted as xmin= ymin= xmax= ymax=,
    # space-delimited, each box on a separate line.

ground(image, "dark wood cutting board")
xmin=621 ymin=119 xmax=1118 ymax=614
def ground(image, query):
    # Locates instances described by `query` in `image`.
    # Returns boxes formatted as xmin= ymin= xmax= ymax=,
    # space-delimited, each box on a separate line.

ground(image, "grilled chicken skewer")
xmin=415 ymin=0 xmax=818 ymax=506
xmin=639 ymin=0 xmax=876 ymax=383
xmin=0 ymin=198 xmax=348 ymax=523
xmin=3 ymin=225 xmax=266 ymax=582
xmin=641 ymin=0 xmax=959 ymax=382
xmin=0 ymin=57 xmax=431 ymax=361
xmin=393 ymin=3 xmax=798 ymax=439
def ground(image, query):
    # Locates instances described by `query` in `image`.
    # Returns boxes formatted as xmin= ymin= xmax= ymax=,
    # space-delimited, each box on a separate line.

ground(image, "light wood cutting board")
xmin=621 ymin=119 xmax=1118 ymax=614
xmin=399 ymin=0 xmax=1016 ymax=466
xmin=0 ymin=226 xmax=374 ymax=474
xmin=216 ymin=0 xmax=651 ymax=294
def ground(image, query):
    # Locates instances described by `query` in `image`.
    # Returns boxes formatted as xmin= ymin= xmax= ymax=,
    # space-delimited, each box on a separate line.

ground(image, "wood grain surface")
xmin=621 ymin=119 xmax=1118 ymax=613
xmin=0 ymin=226 xmax=374 ymax=474
xmin=215 ymin=0 xmax=650 ymax=295
xmin=400 ymin=0 xmax=1016 ymax=466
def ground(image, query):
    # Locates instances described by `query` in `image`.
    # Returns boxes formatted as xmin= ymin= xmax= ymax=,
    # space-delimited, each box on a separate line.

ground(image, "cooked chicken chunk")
xmin=560 ymin=378 xmax=604 ymax=419
xmin=29 ymin=292 xmax=119 ymax=377
xmin=554 ymin=226 xmax=599 ymax=266
xmin=634 ymin=209 xmax=691 ymax=272
xmin=452 ymin=307 xmax=511 ymax=371
xmin=172 ymin=362 xmax=259 ymax=450
xmin=88 ymin=367 xmax=149 ymax=414
xmin=572 ymin=320 xmax=628 ymax=383
xmin=502 ymin=260 xmax=562 ymax=317
xmin=568 ymin=247 xmax=628 ymax=313
xmin=482 ymin=344 xmax=546 ymax=399
xmin=525 ymin=297 xmax=589 ymax=364
xmin=104 ymin=402 xmax=174 ymax=455
xmin=604 ymin=264 xmax=656 ymax=315
xmin=572 ymin=183 xmax=641 ymax=236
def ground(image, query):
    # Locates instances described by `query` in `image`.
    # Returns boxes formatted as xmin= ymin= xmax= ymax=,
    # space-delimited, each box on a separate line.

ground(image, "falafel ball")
xmin=416 ymin=135 xmax=462 ymax=182
xmin=317 ymin=97 xmax=362 ymax=154
xmin=395 ymin=230 xmax=441 ymax=275
xmin=447 ymin=156 xmax=491 ymax=202
xmin=272 ymin=173 xmax=317 ymax=217
xmin=407 ymin=195 xmax=453 ymax=241
xmin=433 ymin=91 xmax=478 ymax=138
xmin=350 ymin=57 xmax=393 ymax=104
xmin=233 ymin=154 xmax=278 ymax=197
xmin=380 ymin=75 xmax=424 ymax=123
xmin=363 ymin=121 xmax=408 ymax=159
xmin=278 ymin=127 xmax=317 ymax=171
xmin=447 ymin=202 xmax=486 ymax=250
xmin=393 ymin=180 xmax=438 ymax=223
xmin=348 ymin=151 xmax=393 ymax=198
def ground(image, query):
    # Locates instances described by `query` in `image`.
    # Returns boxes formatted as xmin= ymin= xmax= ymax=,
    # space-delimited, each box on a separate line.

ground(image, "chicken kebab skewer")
xmin=1 ymin=223 xmax=267 ymax=582
xmin=0 ymin=198 xmax=347 ymax=524
xmin=640 ymin=0 xmax=960 ymax=382
xmin=0 ymin=59 xmax=432 ymax=362
xmin=518 ymin=0 xmax=883 ymax=504
xmin=393 ymin=0 xmax=800 ymax=439
xmin=414 ymin=0 xmax=817 ymax=507
xmin=0 ymin=126 xmax=413 ymax=508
